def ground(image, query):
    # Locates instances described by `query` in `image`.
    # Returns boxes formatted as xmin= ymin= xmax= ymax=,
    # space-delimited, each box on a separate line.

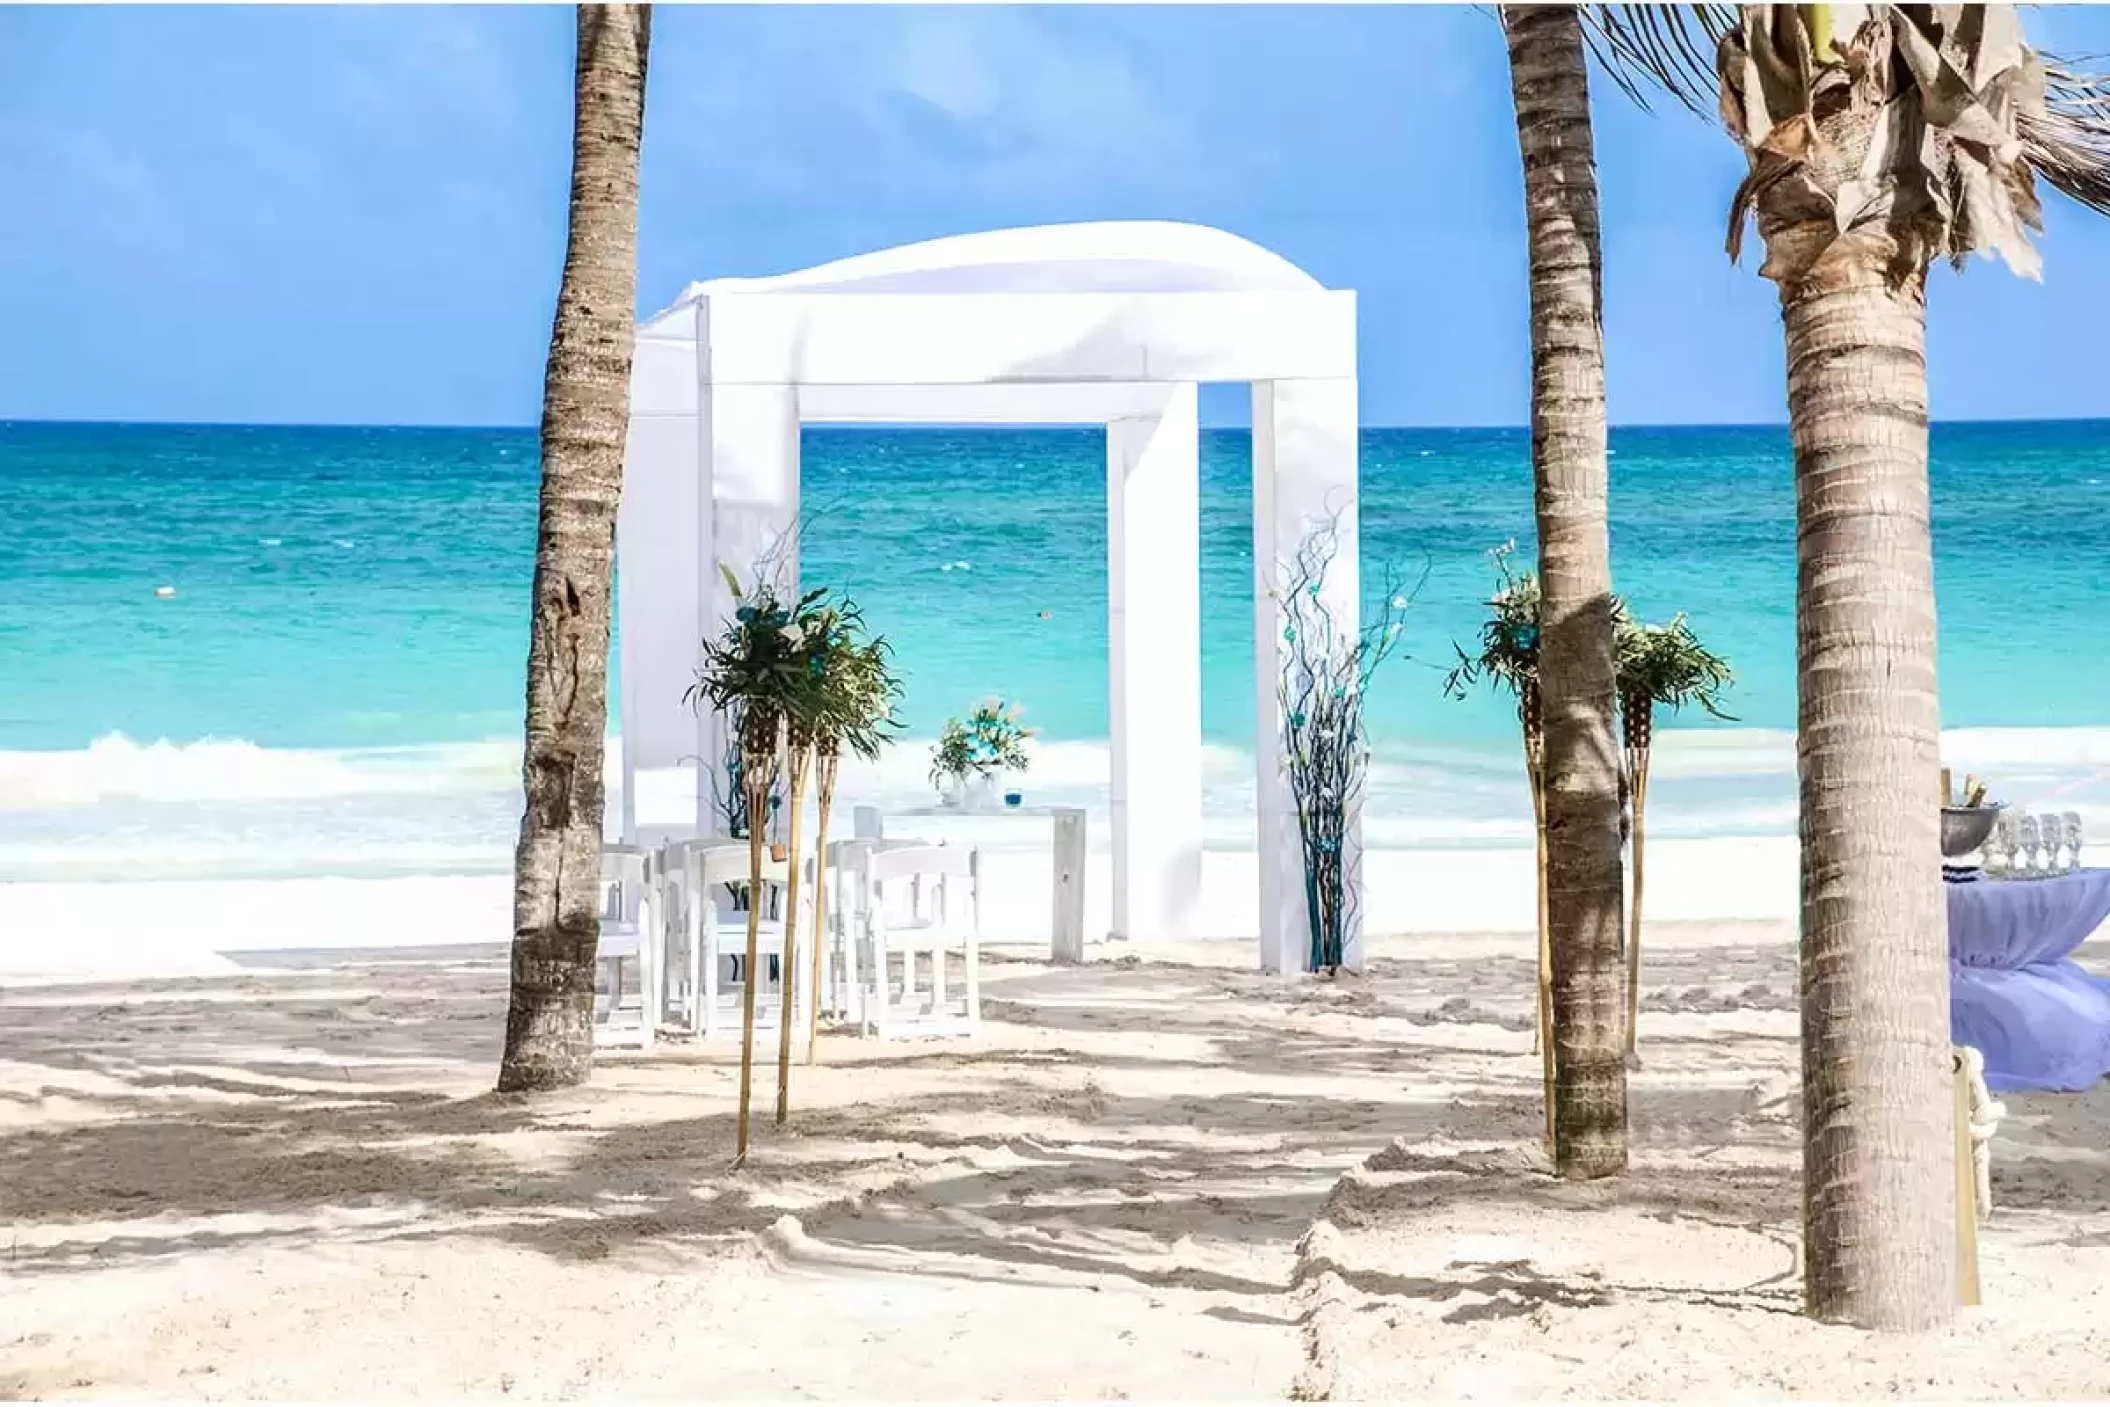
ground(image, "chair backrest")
xmin=633 ymin=823 xmax=706 ymax=853
xmin=697 ymin=844 xmax=789 ymax=889
xmin=817 ymin=836 xmax=926 ymax=875
xmin=659 ymin=837 xmax=744 ymax=875
xmin=863 ymin=843 xmax=979 ymax=938
xmin=869 ymin=844 xmax=975 ymax=883
xmin=601 ymin=846 xmax=648 ymax=925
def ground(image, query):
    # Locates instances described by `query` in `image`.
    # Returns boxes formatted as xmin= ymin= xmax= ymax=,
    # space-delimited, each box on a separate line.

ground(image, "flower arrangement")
xmin=930 ymin=698 xmax=1036 ymax=793
xmin=1276 ymin=515 xmax=1415 ymax=975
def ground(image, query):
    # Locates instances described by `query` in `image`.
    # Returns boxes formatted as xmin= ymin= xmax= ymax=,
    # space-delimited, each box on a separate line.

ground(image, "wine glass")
xmin=1981 ymin=812 xmax=2007 ymax=875
xmin=2016 ymin=814 xmax=2043 ymax=876
xmin=2063 ymin=812 xmax=2086 ymax=872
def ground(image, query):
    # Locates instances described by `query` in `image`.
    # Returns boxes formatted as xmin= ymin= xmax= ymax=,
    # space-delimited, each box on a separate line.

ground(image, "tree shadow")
xmin=7 ymin=925 xmax=2105 ymax=1385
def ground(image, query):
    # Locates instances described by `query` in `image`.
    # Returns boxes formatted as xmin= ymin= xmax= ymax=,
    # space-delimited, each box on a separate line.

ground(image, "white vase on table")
xmin=965 ymin=772 xmax=1000 ymax=813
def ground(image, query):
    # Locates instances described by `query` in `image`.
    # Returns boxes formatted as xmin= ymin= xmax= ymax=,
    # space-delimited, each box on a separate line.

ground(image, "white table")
xmin=850 ymin=804 xmax=1089 ymax=964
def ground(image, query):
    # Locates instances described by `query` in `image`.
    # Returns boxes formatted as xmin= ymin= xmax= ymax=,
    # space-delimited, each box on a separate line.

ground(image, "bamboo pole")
xmin=1625 ymin=762 xmax=1650 ymax=1060
xmin=774 ymin=738 xmax=813 ymax=1126
xmin=733 ymin=715 xmax=775 ymax=1167
xmin=1624 ymin=717 xmax=1652 ymax=1063
xmin=806 ymin=748 xmax=839 ymax=1067
xmin=1955 ymin=1050 xmax=1982 ymax=1306
xmin=1529 ymin=751 xmax=1554 ymax=1157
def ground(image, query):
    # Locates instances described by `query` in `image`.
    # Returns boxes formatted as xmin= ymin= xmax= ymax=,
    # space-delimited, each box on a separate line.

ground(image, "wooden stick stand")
xmin=806 ymin=752 xmax=839 ymax=1067
xmin=1954 ymin=1049 xmax=1982 ymax=1307
xmin=1528 ymin=755 xmax=1554 ymax=1158
xmin=774 ymin=744 xmax=812 ymax=1127
xmin=1624 ymin=755 xmax=1650 ymax=1062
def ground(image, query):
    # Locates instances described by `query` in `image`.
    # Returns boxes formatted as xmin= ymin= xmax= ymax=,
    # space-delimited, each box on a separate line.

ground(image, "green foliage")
xmin=818 ymin=629 xmax=904 ymax=761
xmin=1444 ymin=540 xmax=1734 ymax=729
xmin=1443 ymin=541 xmax=1544 ymax=707
xmin=687 ymin=566 xmax=904 ymax=759
xmin=930 ymin=698 xmax=1036 ymax=787
xmin=1614 ymin=612 xmax=1735 ymax=719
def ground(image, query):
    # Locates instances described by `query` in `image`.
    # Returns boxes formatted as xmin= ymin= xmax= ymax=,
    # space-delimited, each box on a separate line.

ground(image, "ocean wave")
xmin=0 ymin=838 xmax=508 ymax=881
xmin=7 ymin=728 xmax=2106 ymax=856
xmin=0 ymin=734 xmax=519 ymax=809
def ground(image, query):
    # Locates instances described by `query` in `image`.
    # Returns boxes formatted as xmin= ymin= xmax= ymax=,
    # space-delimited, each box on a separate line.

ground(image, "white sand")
xmin=4 ymin=921 xmax=2109 ymax=1400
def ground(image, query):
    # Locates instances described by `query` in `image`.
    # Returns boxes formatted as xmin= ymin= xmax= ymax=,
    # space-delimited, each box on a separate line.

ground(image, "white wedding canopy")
xmin=616 ymin=221 xmax=1362 ymax=973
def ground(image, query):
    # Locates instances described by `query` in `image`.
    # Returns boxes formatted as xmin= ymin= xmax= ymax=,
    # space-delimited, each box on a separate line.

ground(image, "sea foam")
xmin=5 ymin=727 xmax=2106 ymax=885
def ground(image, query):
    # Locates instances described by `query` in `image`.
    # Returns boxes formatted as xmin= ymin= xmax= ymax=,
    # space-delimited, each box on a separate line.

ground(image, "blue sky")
xmin=4 ymin=4 xmax=2109 ymax=428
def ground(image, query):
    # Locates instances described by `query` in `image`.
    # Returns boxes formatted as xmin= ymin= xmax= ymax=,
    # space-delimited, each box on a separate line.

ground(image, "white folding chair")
xmin=594 ymin=844 xmax=660 ymax=1050
xmin=859 ymin=844 xmax=982 ymax=1040
xmin=669 ymin=842 xmax=811 ymax=1040
xmin=656 ymin=838 xmax=737 ymax=1031
xmin=815 ymin=837 xmax=929 ymax=1028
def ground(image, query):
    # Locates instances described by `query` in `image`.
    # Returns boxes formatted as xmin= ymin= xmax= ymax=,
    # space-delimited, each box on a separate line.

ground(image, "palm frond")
xmin=1442 ymin=541 xmax=1543 ymax=704
xmin=1615 ymin=612 xmax=1735 ymax=720
xmin=1581 ymin=4 xmax=1736 ymax=117
xmin=2025 ymin=54 xmax=2110 ymax=217
xmin=1578 ymin=8 xmax=2110 ymax=224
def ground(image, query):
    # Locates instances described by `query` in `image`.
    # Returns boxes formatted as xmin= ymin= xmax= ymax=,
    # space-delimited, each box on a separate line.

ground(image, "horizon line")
xmin=7 ymin=413 xmax=2110 ymax=436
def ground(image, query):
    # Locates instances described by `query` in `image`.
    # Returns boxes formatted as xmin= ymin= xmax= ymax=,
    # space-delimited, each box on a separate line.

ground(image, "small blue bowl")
xmin=1004 ymin=791 xmax=1023 ymax=808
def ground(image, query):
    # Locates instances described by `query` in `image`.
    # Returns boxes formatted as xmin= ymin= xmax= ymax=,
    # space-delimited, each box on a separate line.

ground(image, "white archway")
xmin=617 ymin=221 xmax=1362 ymax=973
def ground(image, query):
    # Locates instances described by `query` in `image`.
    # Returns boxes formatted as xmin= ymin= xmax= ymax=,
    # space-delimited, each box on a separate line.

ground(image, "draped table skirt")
xmin=1948 ymin=868 xmax=2110 ymax=1093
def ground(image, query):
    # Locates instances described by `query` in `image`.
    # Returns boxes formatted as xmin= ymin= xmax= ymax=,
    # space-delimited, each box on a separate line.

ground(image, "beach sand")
xmin=3 ymin=923 xmax=2108 ymax=1400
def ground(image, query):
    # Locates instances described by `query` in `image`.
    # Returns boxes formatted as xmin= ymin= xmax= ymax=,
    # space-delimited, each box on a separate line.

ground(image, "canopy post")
xmin=1106 ymin=384 xmax=1205 ymax=942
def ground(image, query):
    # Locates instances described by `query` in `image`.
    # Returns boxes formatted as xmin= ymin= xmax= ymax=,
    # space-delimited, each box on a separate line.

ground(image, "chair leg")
xmin=688 ymin=901 xmax=705 ymax=1036
xmin=963 ymin=862 xmax=982 ymax=1033
xmin=870 ymin=916 xmax=891 ymax=1039
xmin=831 ymin=915 xmax=848 ymax=1025
xmin=703 ymin=930 xmax=720 ymax=1041
xmin=640 ymin=897 xmax=658 ymax=1051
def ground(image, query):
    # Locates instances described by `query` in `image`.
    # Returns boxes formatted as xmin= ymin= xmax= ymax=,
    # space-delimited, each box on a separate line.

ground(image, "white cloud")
xmin=887 ymin=18 xmax=1003 ymax=124
xmin=870 ymin=8 xmax=1191 ymax=186
xmin=651 ymin=6 xmax=1220 ymax=214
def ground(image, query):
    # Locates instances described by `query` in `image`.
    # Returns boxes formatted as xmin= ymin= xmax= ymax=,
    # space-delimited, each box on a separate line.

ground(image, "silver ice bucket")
xmin=1941 ymin=804 xmax=2004 ymax=859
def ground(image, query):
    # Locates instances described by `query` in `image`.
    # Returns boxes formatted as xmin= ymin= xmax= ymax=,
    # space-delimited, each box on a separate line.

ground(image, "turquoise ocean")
xmin=4 ymin=419 xmax=2108 ymax=882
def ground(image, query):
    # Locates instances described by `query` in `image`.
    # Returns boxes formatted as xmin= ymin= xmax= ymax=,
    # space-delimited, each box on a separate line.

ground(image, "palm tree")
xmin=496 ymin=5 xmax=653 ymax=1094
xmin=1597 ymin=1 xmax=2110 ymax=1330
xmin=1501 ymin=3 xmax=1629 ymax=1181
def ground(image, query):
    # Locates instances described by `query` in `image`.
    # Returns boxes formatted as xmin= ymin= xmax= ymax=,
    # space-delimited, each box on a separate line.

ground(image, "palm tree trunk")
xmin=1503 ymin=1 xmax=1628 ymax=1180
xmin=774 ymin=738 xmax=812 ymax=1125
xmin=807 ymin=748 xmax=840 ymax=1066
xmin=1782 ymin=266 xmax=1954 ymax=1330
xmin=497 ymin=4 xmax=652 ymax=1094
